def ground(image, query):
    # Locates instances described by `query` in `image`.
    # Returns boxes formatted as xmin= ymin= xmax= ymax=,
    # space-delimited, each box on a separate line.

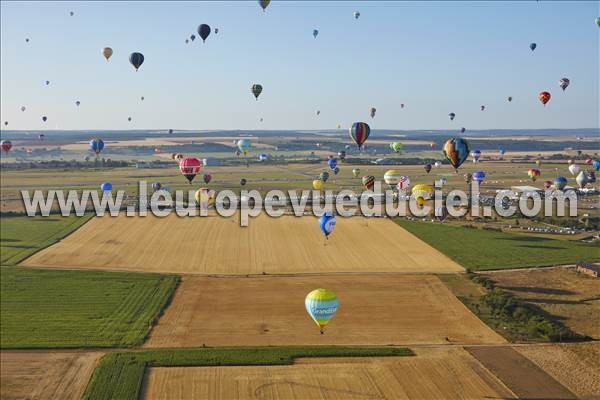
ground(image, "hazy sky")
xmin=1 ymin=1 xmax=598 ymax=131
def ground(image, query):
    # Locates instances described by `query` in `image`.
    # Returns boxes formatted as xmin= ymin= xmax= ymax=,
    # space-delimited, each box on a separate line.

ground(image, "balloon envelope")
xmin=100 ymin=182 xmax=112 ymax=192
xmin=349 ymin=122 xmax=370 ymax=148
xmin=383 ymin=170 xmax=401 ymax=185
xmin=251 ymin=84 xmax=263 ymax=100
xmin=472 ymin=171 xmax=486 ymax=183
xmin=305 ymin=288 xmax=338 ymax=333
xmin=389 ymin=142 xmax=403 ymax=153
xmin=568 ymin=164 xmax=580 ymax=176
xmin=443 ymin=137 xmax=470 ymax=170
xmin=352 ymin=168 xmax=360 ymax=177
xmin=318 ymin=213 xmax=336 ymax=238
xmin=362 ymin=175 xmax=375 ymax=190
xmin=179 ymin=157 xmax=202 ymax=183
xmin=197 ymin=24 xmax=211 ymax=42
xmin=129 ymin=52 xmax=144 ymax=71
xmin=89 ymin=138 xmax=104 ymax=155
xmin=576 ymin=171 xmax=589 ymax=188
xmin=312 ymin=179 xmax=323 ymax=190
xmin=554 ymin=176 xmax=567 ymax=190
xmin=102 ymin=47 xmax=113 ymax=60
xmin=237 ymin=139 xmax=252 ymax=155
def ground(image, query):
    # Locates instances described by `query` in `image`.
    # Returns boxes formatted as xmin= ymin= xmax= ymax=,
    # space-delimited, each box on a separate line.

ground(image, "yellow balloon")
xmin=102 ymin=47 xmax=113 ymax=61
xmin=195 ymin=188 xmax=215 ymax=208
xmin=411 ymin=183 xmax=433 ymax=205
xmin=312 ymin=179 xmax=323 ymax=190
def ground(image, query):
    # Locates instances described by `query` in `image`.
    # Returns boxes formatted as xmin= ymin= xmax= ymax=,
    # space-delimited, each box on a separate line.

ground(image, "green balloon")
xmin=389 ymin=142 xmax=403 ymax=153
xmin=596 ymin=17 xmax=600 ymax=27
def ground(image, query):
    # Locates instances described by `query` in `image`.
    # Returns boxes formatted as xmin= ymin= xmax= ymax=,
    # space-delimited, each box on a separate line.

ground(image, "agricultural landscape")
xmin=1 ymin=1 xmax=600 ymax=399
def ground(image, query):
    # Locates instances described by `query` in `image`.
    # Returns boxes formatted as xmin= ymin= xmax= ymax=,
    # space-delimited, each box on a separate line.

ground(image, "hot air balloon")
xmin=327 ymin=158 xmax=337 ymax=170
xmin=168 ymin=129 xmax=173 ymax=135
xmin=152 ymin=182 xmax=162 ymax=191
xmin=203 ymin=174 xmax=212 ymax=184
xmin=592 ymin=160 xmax=600 ymax=171
xmin=568 ymin=164 xmax=580 ymax=176
xmin=370 ymin=107 xmax=376 ymax=118
xmin=576 ymin=171 xmax=589 ymax=188
xmin=530 ymin=42 xmax=537 ymax=51
xmin=42 ymin=116 xmax=47 ymax=122
xmin=528 ymin=168 xmax=541 ymax=181
xmin=471 ymin=149 xmax=481 ymax=163
xmin=237 ymin=139 xmax=251 ymax=155
xmin=195 ymin=188 xmax=215 ymax=208
xmin=336 ymin=123 xmax=341 ymax=129
xmin=179 ymin=157 xmax=202 ymax=184
xmin=240 ymin=178 xmax=247 ymax=186
xmin=312 ymin=179 xmax=323 ymax=190
xmin=448 ymin=112 xmax=456 ymax=121
xmin=424 ymin=163 xmax=432 ymax=174
xmin=175 ymin=153 xmax=184 ymax=161
xmin=25 ymin=38 xmax=29 ymax=43
xmin=259 ymin=0 xmax=270 ymax=12
xmin=69 ymin=11 xmax=74 ymax=16
xmin=338 ymin=150 xmax=346 ymax=161
xmin=383 ymin=170 xmax=401 ymax=186
xmin=100 ymin=182 xmax=112 ymax=192
xmin=535 ymin=160 xmax=542 ymax=167
xmin=38 ymin=134 xmax=45 ymax=141
xmin=197 ymin=24 xmax=211 ymax=42
xmin=430 ymin=142 xmax=436 ymax=150
xmin=508 ymin=96 xmax=513 ymax=102
xmin=214 ymin=28 xmax=219 ymax=34
xmin=400 ymin=103 xmax=405 ymax=108
xmin=443 ymin=137 xmax=470 ymax=171
xmin=318 ymin=213 xmax=336 ymax=240
xmin=499 ymin=148 xmax=506 ymax=159
xmin=1 ymin=140 xmax=12 ymax=153
xmin=464 ymin=173 xmax=472 ymax=183
xmin=389 ymin=142 xmax=403 ymax=153
xmin=75 ymin=100 xmax=80 ymax=107
xmin=45 ymin=80 xmax=50 ymax=86
xmin=305 ymin=288 xmax=338 ymax=334
xmin=313 ymin=29 xmax=319 ymax=38
xmin=397 ymin=176 xmax=410 ymax=191
xmin=480 ymin=105 xmax=485 ymax=111
xmin=538 ymin=91 xmax=551 ymax=106
xmin=461 ymin=127 xmax=466 ymax=133
xmin=559 ymin=78 xmax=570 ymax=91
xmin=554 ymin=176 xmax=567 ymax=190
xmin=102 ymin=47 xmax=113 ymax=61
xmin=320 ymin=171 xmax=330 ymax=182
xmin=316 ymin=110 xmax=321 ymax=116
xmin=259 ymin=153 xmax=268 ymax=162
xmin=20 ymin=106 xmax=26 ymax=112
xmin=129 ymin=52 xmax=144 ymax=71
xmin=472 ymin=170 xmax=486 ymax=183
xmin=353 ymin=11 xmax=360 ymax=19
xmin=543 ymin=181 xmax=552 ymax=189
xmin=352 ymin=168 xmax=360 ymax=177
xmin=190 ymin=34 xmax=196 ymax=42
xmin=567 ymin=159 xmax=574 ymax=165
xmin=434 ymin=161 xmax=442 ymax=168
xmin=154 ymin=147 xmax=161 ymax=155
xmin=411 ymin=184 xmax=433 ymax=206
xmin=596 ymin=17 xmax=600 ymax=27
xmin=128 ymin=117 xmax=132 ymax=122
xmin=362 ymin=175 xmax=375 ymax=190
xmin=349 ymin=122 xmax=370 ymax=149
xmin=185 ymin=39 xmax=189 ymax=44
xmin=251 ymin=84 xmax=263 ymax=100
xmin=89 ymin=138 xmax=104 ymax=155
xmin=3 ymin=121 xmax=7 ymax=126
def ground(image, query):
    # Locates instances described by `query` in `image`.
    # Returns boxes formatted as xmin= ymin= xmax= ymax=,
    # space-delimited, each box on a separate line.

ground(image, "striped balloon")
xmin=383 ymin=170 xmax=402 ymax=185
xmin=349 ymin=122 xmax=370 ymax=148
xmin=305 ymin=288 xmax=339 ymax=334
xmin=89 ymin=138 xmax=104 ymax=155
xmin=362 ymin=175 xmax=375 ymax=190
xmin=397 ymin=176 xmax=410 ymax=190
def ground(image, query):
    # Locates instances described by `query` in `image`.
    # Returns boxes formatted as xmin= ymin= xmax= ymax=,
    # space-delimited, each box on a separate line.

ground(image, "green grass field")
xmin=396 ymin=220 xmax=600 ymax=270
xmin=83 ymin=347 xmax=413 ymax=400
xmin=0 ymin=267 xmax=178 ymax=348
xmin=0 ymin=214 xmax=93 ymax=265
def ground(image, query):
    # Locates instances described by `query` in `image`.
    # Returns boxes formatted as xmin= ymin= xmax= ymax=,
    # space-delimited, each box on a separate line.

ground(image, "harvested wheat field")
xmin=466 ymin=346 xmax=577 ymax=400
xmin=22 ymin=213 xmax=464 ymax=275
xmin=145 ymin=274 xmax=503 ymax=347
xmin=0 ymin=351 xmax=103 ymax=400
xmin=142 ymin=347 xmax=515 ymax=400
xmin=516 ymin=343 xmax=600 ymax=400
xmin=483 ymin=267 xmax=600 ymax=338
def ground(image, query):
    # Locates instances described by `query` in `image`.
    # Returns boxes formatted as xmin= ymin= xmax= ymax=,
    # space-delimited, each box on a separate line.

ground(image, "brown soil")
xmin=0 ymin=351 xmax=103 ymax=400
xmin=144 ymin=274 xmax=504 ymax=347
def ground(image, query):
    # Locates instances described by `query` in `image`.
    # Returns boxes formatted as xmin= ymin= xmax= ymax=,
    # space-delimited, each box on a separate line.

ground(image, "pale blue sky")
xmin=1 ymin=1 xmax=598 ymax=131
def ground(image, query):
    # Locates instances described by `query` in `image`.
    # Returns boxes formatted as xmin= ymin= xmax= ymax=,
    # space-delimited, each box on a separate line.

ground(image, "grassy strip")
xmin=83 ymin=346 xmax=413 ymax=400
xmin=0 ymin=267 xmax=178 ymax=348
xmin=0 ymin=214 xmax=94 ymax=265
xmin=439 ymin=273 xmax=584 ymax=343
xmin=395 ymin=219 xmax=599 ymax=270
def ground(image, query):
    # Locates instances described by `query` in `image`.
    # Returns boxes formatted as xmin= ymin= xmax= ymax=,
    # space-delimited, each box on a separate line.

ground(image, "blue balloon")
xmin=197 ymin=24 xmax=211 ymax=42
xmin=592 ymin=160 xmax=600 ymax=171
xmin=472 ymin=170 xmax=486 ymax=183
xmin=319 ymin=212 xmax=336 ymax=239
xmin=129 ymin=52 xmax=144 ymax=71
xmin=89 ymin=138 xmax=104 ymax=155
xmin=529 ymin=42 xmax=537 ymax=51
xmin=100 ymin=182 xmax=112 ymax=192
xmin=333 ymin=166 xmax=340 ymax=175
xmin=554 ymin=176 xmax=567 ymax=190
xmin=327 ymin=158 xmax=337 ymax=170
